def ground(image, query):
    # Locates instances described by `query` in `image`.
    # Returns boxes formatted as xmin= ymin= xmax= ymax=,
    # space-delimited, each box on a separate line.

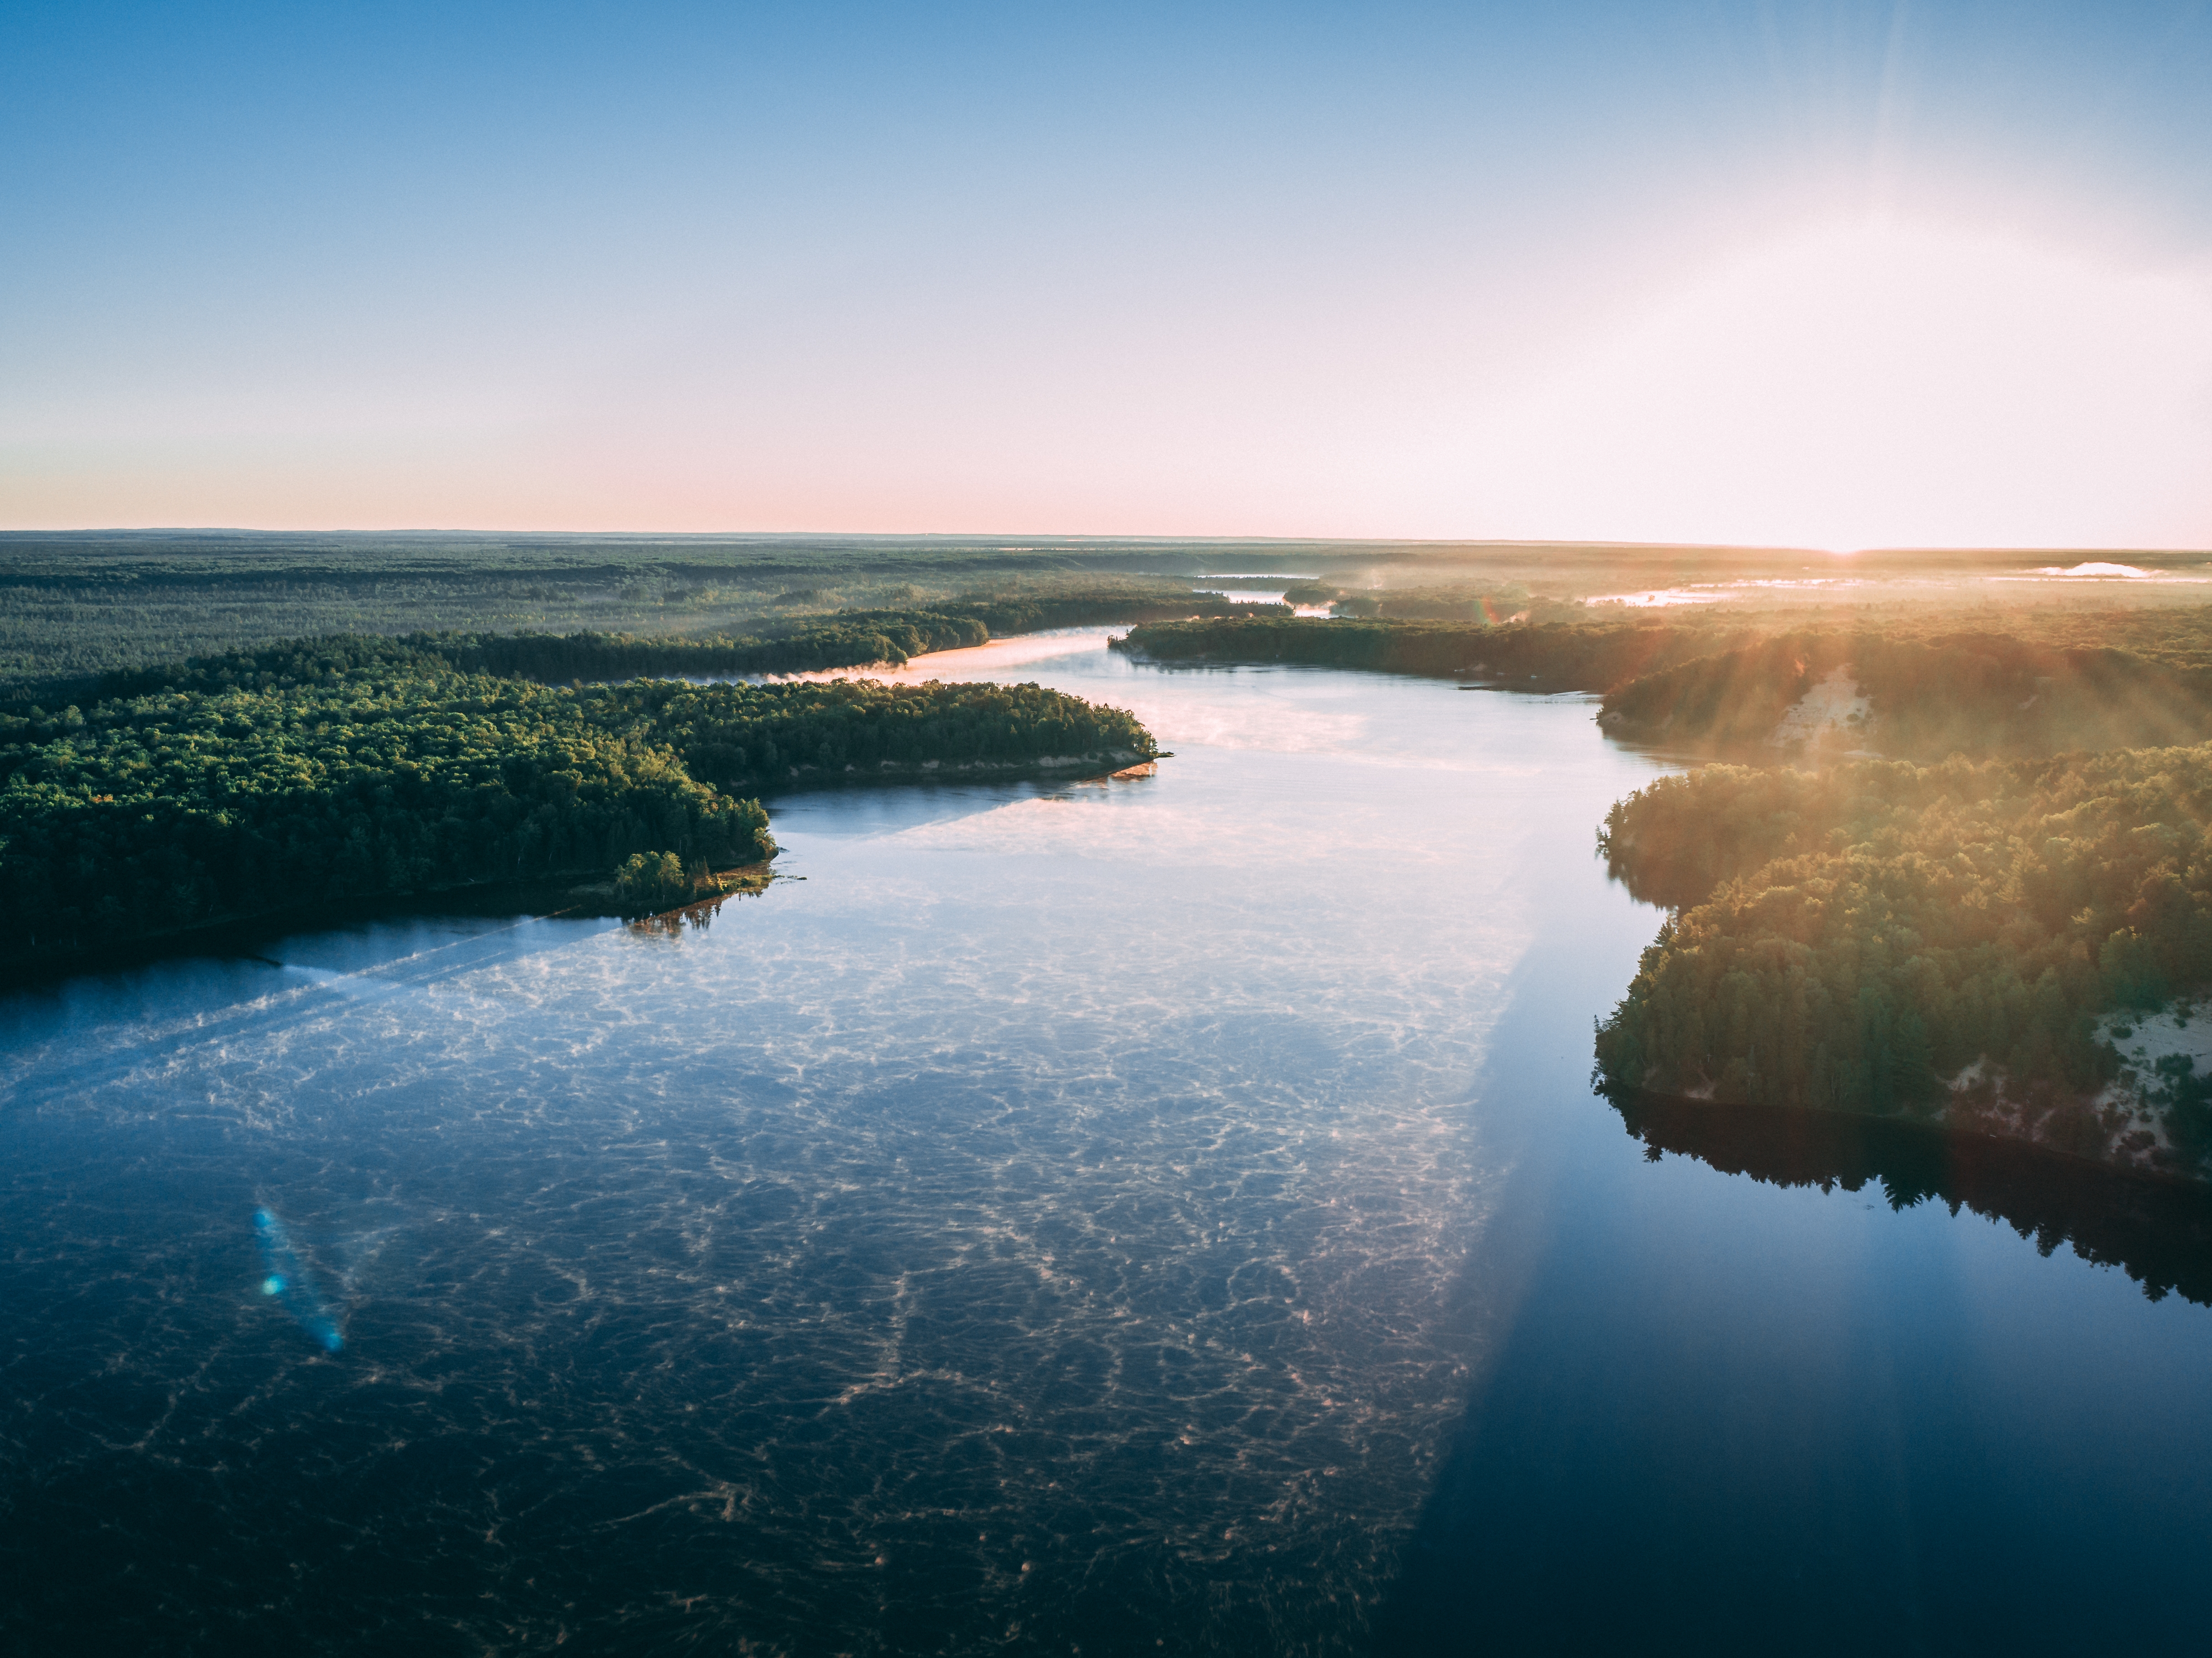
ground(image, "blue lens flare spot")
xmin=253 ymin=1205 xmax=346 ymax=1353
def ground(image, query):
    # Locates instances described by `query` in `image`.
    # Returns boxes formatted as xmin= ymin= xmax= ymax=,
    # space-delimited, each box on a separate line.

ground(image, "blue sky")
xmin=6 ymin=1 xmax=2211 ymax=545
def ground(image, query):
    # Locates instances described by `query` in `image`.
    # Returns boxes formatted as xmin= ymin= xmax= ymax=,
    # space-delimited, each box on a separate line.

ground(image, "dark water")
xmin=4 ymin=634 xmax=2209 ymax=1654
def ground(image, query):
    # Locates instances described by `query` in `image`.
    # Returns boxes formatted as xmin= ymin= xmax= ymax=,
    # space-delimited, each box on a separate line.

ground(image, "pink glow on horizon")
xmin=8 ymin=219 xmax=2210 ymax=551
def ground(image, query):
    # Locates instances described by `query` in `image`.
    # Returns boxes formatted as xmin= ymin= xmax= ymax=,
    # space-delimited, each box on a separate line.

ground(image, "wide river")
xmin=5 ymin=634 xmax=2210 ymax=1654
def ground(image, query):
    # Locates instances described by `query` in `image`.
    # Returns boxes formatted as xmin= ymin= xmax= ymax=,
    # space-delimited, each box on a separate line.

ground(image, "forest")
xmin=1595 ymin=630 xmax=2212 ymax=757
xmin=39 ymin=528 xmax=2211 ymax=694
xmin=1115 ymin=613 xmax=1759 ymax=689
xmin=1591 ymin=748 xmax=2212 ymax=1173
xmin=400 ymin=594 xmax=1286 ymax=686
xmin=0 ymin=530 xmax=1290 ymax=692
xmin=1116 ymin=592 xmax=2212 ymax=1176
xmin=0 ymin=636 xmax=1155 ymax=976
xmin=26 ymin=534 xmax=2212 ymax=1158
xmin=1120 ymin=611 xmax=2212 ymax=760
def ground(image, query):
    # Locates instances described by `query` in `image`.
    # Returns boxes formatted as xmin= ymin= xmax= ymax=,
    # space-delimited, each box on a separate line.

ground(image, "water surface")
xmin=3 ymin=635 xmax=2209 ymax=1653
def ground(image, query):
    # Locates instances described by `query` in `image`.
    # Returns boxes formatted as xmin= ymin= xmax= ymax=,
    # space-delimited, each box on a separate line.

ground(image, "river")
xmin=4 ymin=632 xmax=2209 ymax=1654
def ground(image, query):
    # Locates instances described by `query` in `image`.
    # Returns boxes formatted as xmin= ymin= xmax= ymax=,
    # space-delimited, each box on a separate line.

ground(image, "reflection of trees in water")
xmin=1609 ymin=1091 xmax=2212 ymax=1306
xmin=623 ymin=884 xmax=764 ymax=940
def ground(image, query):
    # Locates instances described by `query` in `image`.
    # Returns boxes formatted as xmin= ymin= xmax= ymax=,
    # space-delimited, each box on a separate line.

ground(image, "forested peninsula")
xmin=1113 ymin=606 xmax=2212 ymax=1181
xmin=1594 ymin=631 xmax=2212 ymax=758
xmin=1592 ymin=750 xmax=2212 ymax=1177
xmin=1 ymin=635 xmax=1156 ymax=978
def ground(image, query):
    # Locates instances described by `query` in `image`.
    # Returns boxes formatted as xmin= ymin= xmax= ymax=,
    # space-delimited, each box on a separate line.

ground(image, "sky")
xmin=4 ymin=0 xmax=2212 ymax=549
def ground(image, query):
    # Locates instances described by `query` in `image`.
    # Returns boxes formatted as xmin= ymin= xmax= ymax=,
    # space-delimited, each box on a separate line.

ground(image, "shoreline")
xmin=0 ymin=869 xmax=645 ymax=993
xmin=1612 ymin=1087 xmax=2212 ymax=1302
xmin=0 ymin=753 xmax=1161 ymax=992
xmin=744 ymin=748 xmax=1154 ymax=794
xmin=1617 ymin=1085 xmax=2211 ymax=1191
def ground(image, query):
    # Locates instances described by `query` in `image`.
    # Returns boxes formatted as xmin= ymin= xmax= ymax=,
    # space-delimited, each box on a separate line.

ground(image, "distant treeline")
xmin=1274 ymin=581 xmax=1568 ymax=623
xmin=1597 ymin=631 xmax=2212 ymax=758
xmin=1592 ymin=748 xmax=2212 ymax=1172
xmin=1115 ymin=615 xmax=1753 ymax=689
xmin=1119 ymin=614 xmax=2212 ymax=760
xmin=11 ymin=592 xmax=1286 ymax=704
xmin=419 ymin=614 xmax=990 ymax=681
xmin=405 ymin=594 xmax=1287 ymax=685
xmin=0 ymin=637 xmax=1155 ymax=975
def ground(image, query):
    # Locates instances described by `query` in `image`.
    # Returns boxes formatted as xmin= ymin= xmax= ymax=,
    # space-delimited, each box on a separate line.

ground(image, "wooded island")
xmin=1 ymin=631 xmax=1156 ymax=976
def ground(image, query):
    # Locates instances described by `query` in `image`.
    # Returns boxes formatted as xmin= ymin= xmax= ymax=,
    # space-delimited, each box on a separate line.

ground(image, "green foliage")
xmin=412 ymin=615 xmax=991 ymax=682
xmin=595 ymin=674 xmax=1157 ymax=795
xmin=22 ymin=530 xmax=2212 ymax=696
xmin=1123 ymin=613 xmax=2212 ymax=762
xmin=1598 ymin=631 xmax=2212 ymax=757
xmin=613 ymin=851 xmax=694 ymax=915
xmin=1116 ymin=614 xmax=1755 ymax=688
xmin=0 ymin=656 xmax=771 ymax=971
xmin=0 ymin=636 xmax=1149 ymax=973
xmin=1593 ymin=748 xmax=2212 ymax=1167
xmin=0 ymin=530 xmax=1291 ymax=691
xmin=390 ymin=594 xmax=1285 ymax=687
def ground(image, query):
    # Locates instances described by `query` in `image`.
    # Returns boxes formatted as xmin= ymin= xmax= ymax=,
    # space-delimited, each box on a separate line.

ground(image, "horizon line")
xmin=4 ymin=528 xmax=2208 ymax=559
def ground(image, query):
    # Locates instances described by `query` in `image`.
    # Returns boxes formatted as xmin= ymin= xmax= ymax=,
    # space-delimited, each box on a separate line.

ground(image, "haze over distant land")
xmin=6 ymin=3 xmax=2212 ymax=548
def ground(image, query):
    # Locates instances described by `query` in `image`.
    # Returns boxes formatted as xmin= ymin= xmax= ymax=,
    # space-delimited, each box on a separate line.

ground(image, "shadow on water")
xmin=1366 ymin=841 xmax=2212 ymax=1657
xmin=0 ymin=875 xmax=624 ymax=992
xmin=1610 ymin=1092 xmax=2212 ymax=1308
xmin=1377 ymin=1067 xmax=2212 ymax=1657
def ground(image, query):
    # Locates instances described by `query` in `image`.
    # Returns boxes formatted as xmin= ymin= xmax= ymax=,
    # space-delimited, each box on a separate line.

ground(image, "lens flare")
xmin=253 ymin=1207 xmax=343 ymax=1353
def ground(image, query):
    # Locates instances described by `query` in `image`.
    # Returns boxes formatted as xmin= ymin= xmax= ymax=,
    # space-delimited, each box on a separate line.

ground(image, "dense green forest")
xmin=395 ymin=594 xmax=1286 ymax=686
xmin=1115 ymin=614 xmax=1762 ymax=688
xmin=590 ymin=674 xmax=1153 ymax=797
xmin=25 ymin=598 xmax=1286 ymax=717
xmin=0 ymin=527 xmax=1306 ymax=690
xmin=1596 ymin=631 xmax=2212 ymax=757
xmin=1121 ymin=610 xmax=2212 ymax=761
xmin=26 ymin=533 xmax=2212 ymax=1144
xmin=25 ymin=528 xmax=2208 ymax=691
xmin=1592 ymin=749 xmax=2212 ymax=1172
xmin=1111 ymin=590 xmax=2212 ymax=1179
xmin=0 ymin=636 xmax=1155 ymax=975
xmin=4 ymin=551 xmax=1284 ymax=697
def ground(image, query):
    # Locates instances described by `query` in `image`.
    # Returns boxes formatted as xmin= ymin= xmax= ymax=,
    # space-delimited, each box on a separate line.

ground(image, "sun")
xmin=1459 ymin=217 xmax=2212 ymax=550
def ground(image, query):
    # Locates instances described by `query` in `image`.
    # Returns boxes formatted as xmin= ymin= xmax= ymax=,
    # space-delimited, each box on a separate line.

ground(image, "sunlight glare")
xmin=1458 ymin=219 xmax=2212 ymax=550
